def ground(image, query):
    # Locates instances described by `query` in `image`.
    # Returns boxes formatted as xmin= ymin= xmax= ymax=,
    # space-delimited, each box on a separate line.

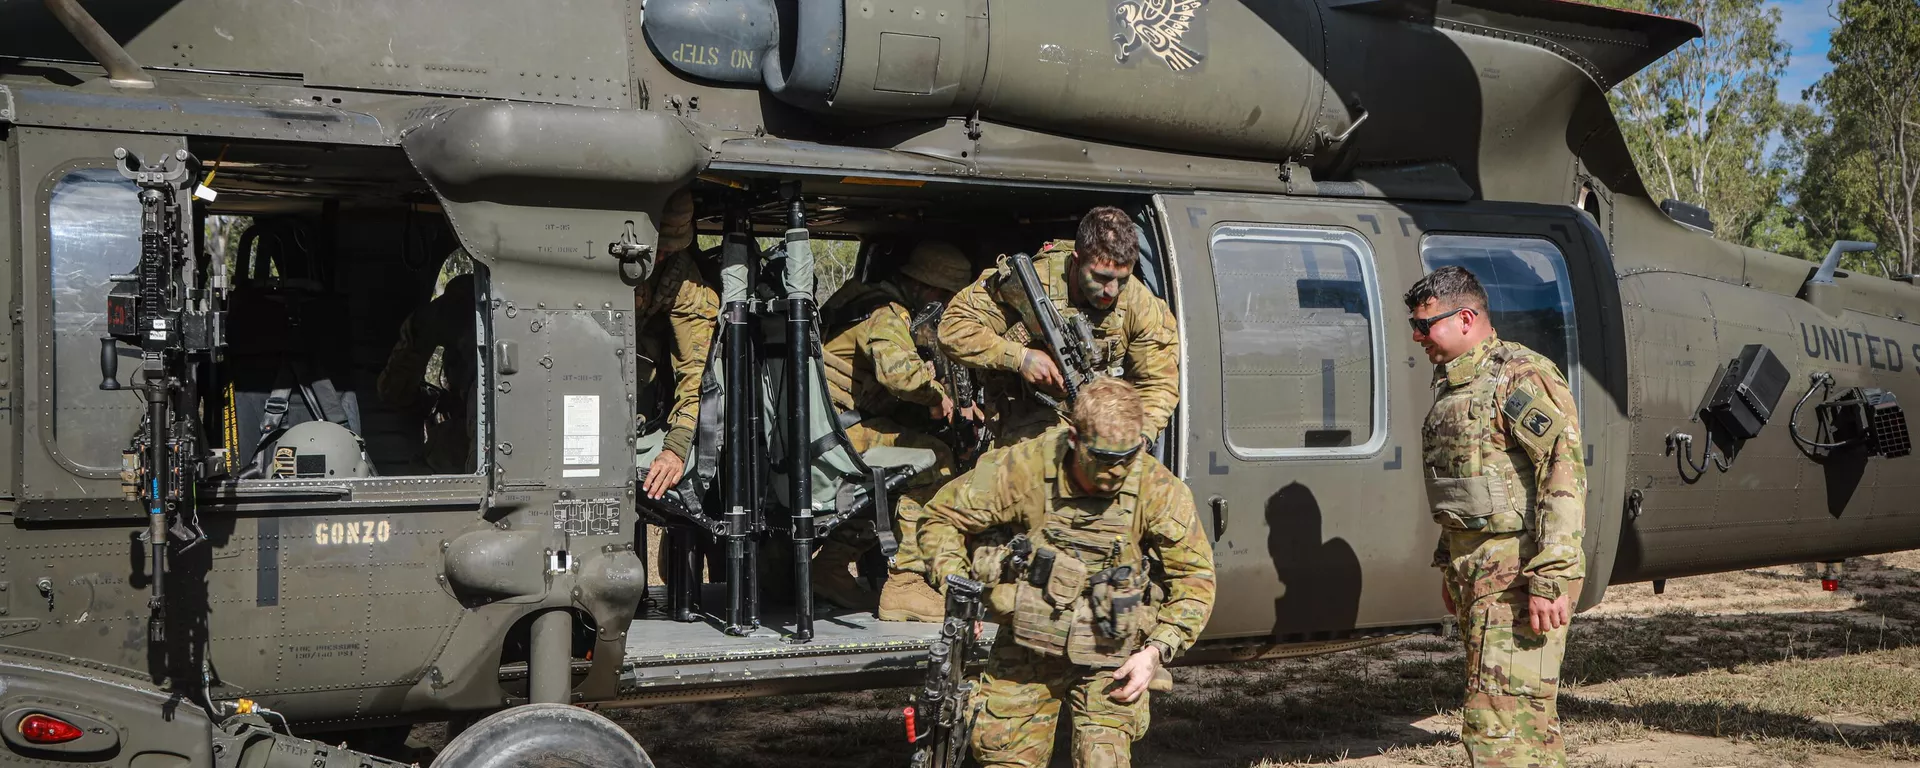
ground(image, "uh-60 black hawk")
xmin=1 ymin=0 xmax=1917 ymax=764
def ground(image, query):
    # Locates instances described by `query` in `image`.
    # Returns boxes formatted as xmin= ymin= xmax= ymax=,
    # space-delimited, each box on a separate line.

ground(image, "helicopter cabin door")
xmin=1156 ymin=194 xmax=1444 ymax=643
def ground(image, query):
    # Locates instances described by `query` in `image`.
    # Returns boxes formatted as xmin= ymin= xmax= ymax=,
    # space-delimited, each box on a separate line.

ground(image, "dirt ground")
xmin=414 ymin=550 xmax=1920 ymax=767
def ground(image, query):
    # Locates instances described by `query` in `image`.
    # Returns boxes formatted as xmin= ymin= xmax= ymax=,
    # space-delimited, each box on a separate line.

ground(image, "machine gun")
xmin=909 ymin=301 xmax=990 ymax=462
xmin=1003 ymin=252 xmax=1096 ymax=408
xmin=905 ymin=575 xmax=985 ymax=768
xmin=99 ymin=148 xmax=226 ymax=643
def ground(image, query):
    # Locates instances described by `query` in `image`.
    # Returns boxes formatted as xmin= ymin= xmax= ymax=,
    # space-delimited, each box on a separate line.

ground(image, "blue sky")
xmin=1773 ymin=0 xmax=1837 ymax=103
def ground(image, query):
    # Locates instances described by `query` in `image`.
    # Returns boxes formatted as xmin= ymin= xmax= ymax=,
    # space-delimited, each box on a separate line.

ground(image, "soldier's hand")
xmin=931 ymin=393 xmax=954 ymax=422
xmin=959 ymin=403 xmax=986 ymax=424
xmin=645 ymin=451 xmax=686 ymax=499
xmin=1528 ymin=594 xmax=1571 ymax=633
xmin=1019 ymin=350 xmax=1065 ymax=393
xmin=1109 ymin=647 xmax=1161 ymax=704
xmin=1441 ymin=582 xmax=1455 ymax=616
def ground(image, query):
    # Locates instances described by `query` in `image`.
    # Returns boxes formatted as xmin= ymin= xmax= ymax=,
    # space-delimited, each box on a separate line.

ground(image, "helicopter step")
xmin=540 ymin=584 xmax=996 ymax=707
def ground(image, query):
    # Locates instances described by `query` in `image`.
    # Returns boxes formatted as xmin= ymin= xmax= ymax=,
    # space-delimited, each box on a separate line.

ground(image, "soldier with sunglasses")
xmin=918 ymin=376 xmax=1215 ymax=768
xmin=1407 ymin=266 xmax=1585 ymax=768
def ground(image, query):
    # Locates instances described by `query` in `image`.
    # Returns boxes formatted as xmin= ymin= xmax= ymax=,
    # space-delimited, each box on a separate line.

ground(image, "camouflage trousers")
xmin=1451 ymin=586 xmax=1568 ymax=768
xmin=826 ymin=416 xmax=955 ymax=575
xmin=971 ymin=640 xmax=1149 ymax=768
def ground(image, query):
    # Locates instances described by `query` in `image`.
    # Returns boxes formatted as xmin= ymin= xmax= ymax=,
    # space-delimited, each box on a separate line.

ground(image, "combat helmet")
xmin=265 ymin=421 xmax=375 ymax=479
xmin=898 ymin=241 xmax=972 ymax=293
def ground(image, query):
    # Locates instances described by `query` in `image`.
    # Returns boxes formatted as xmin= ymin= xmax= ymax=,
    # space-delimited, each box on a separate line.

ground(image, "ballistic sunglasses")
xmin=1408 ymin=307 xmax=1473 ymax=335
xmin=1082 ymin=438 xmax=1145 ymax=467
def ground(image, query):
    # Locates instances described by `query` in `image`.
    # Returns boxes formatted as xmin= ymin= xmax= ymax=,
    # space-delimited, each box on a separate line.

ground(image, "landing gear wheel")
xmin=429 ymin=704 xmax=652 ymax=768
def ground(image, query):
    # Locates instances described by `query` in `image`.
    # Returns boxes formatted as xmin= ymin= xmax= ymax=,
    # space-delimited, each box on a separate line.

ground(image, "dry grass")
xmin=409 ymin=550 xmax=1920 ymax=767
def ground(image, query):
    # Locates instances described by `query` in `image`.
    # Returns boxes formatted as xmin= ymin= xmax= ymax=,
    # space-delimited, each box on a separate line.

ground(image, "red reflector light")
xmin=19 ymin=714 xmax=83 ymax=744
xmin=1822 ymin=579 xmax=1839 ymax=592
xmin=903 ymin=706 xmax=917 ymax=743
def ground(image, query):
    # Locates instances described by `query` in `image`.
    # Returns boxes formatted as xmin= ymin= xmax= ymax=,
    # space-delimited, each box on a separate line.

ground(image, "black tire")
xmin=429 ymin=704 xmax=653 ymax=768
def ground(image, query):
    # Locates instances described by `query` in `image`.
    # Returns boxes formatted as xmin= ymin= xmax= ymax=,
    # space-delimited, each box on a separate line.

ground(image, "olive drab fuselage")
xmin=6 ymin=0 xmax=1920 ymax=762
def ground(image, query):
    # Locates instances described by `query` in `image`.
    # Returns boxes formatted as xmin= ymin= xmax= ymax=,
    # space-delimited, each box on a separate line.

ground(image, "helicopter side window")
xmin=1209 ymin=225 xmax=1385 ymax=458
xmin=48 ymin=169 xmax=145 ymax=470
xmin=1420 ymin=235 xmax=1580 ymax=405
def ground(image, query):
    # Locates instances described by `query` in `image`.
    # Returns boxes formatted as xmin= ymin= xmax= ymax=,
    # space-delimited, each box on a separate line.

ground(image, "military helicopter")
xmin=1 ymin=0 xmax=1916 ymax=765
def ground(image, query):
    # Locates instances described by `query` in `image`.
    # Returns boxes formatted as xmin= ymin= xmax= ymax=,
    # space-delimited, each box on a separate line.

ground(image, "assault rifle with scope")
xmin=98 ymin=147 xmax=227 ymax=643
xmin=1003 ymin=252 xmax=1097 ymax=408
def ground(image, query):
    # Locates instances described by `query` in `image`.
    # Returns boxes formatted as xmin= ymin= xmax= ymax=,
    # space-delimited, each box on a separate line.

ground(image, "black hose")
xmin=1788 ymin=372 xmax=1849 ymax=452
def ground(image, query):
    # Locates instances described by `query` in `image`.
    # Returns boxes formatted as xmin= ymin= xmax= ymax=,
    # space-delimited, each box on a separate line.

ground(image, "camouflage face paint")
xmin=1075 ymin=256 xmax=1132 ymax=311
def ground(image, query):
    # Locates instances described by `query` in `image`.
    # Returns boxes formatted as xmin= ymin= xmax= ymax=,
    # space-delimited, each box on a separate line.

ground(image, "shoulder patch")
xmin=1502 ymin=389 xmax=1533 ymax=421
xmin=1522 ymin=407 xmax=1554 ymax=438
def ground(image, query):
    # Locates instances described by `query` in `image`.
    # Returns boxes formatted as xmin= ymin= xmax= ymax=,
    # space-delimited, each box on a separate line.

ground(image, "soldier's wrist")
xmin=661 ymin=430 xmax=694 ymax=463
xmin=1527 ymin=576 xmax=1566 ymax=601
xmin=1147 ymin=639 xmax=1174 ymax=665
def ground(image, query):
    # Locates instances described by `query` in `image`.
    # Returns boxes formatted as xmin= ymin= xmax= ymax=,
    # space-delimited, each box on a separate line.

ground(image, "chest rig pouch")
xmin=1425 ymin=364 xmax=1534 ymax=535
xmin=1005 ymin=467 xmax=1153 ymax=668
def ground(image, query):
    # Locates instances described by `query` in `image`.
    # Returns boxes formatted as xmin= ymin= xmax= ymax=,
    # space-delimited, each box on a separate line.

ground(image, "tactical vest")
xmin=819 ymin=280 xmax=914 ymax=415
xmin=973 ymin=434 xmax=1157 ymax=668
xmin=1423 ymin=345 xmax=1535 ymax=535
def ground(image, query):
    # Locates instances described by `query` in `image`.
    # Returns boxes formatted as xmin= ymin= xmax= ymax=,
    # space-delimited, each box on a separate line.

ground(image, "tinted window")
xmin=49 ymin=169 xmax=144 ymax=469
xmin=1211 ymin=226 xmax=1382 ymax=457
xmin=1420 ymin=235 xmax=1579 ymax=400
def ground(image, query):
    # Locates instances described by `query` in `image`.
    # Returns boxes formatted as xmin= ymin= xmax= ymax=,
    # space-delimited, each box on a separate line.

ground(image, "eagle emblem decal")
xmin=1113 ymin=0 xmax=1208 ymax=71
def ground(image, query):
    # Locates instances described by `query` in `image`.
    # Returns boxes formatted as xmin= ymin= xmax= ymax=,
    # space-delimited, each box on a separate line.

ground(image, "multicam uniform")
xmin=1423 ymin=335 xmax=1586 ymax=768
xmin=819 ymin=279 xmax=959 ymax=581
xmin=633 ymin=248 xmax=720 ymax=463
xmin=937 ymin=241 xmax=1180 ymax=447
xmin=920 ymin=427 xmax=1215 ymax=768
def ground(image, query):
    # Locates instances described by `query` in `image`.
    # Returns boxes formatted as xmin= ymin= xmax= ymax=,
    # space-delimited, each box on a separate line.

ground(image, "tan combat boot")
xmin=877 ymin=568 xmax=945 ymax=622
xmin=810 ymin=540 xmax=878 ymax=611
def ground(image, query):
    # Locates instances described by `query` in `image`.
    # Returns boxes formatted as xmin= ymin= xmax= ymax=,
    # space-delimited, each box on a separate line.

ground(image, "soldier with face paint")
xmin=918 ymin=377 xmax=1215 ymax=768
xmin=937 ymin=207 xmax=1180 ymax=448
xmin=1408 ymin=265 xmax=1586 ymax=768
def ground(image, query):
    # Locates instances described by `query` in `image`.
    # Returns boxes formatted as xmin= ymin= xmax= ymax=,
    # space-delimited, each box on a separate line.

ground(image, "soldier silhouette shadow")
xmin=1267 ymin=482 xmax=1362 ymax=638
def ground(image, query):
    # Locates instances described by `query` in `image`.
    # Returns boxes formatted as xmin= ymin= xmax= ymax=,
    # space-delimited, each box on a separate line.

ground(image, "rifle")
xmin=905 ymin=575 xmax=985 ymax=768
xmin=1003 ymin=252 xmax=1096 ymax=407
xmin=99 ymin=148 xmax=227 ymax=643
xmin=909 ymin=301 xmax=990 ymax=461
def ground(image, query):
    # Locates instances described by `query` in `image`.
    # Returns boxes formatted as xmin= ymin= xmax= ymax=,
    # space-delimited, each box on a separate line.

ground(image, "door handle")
xmin=1209 ymin=495 xmax=1228 ymax=539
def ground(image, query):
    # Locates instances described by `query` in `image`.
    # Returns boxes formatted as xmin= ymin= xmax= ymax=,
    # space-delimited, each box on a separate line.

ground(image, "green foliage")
xmin=1794 ymin=0 xmax=1920 ymax=276
xmin=1590 ymin=0 xmax=1797 ymax=248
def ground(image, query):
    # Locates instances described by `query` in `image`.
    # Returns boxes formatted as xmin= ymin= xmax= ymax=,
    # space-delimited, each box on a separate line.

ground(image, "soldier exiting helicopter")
xmin=814 ymin=241 xmax=978 ymax=620
xmin=1408 ymin=266 xmax=1585 ymax=768
xmin=937 ymin=207 xmax=1180 ymax=448
xmin=919 ymin=376 xmax=1215 ymax=767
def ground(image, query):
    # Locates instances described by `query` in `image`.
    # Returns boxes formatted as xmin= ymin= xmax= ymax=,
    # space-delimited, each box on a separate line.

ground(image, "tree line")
xmin=1594 ymin=0 xmax=1919 ymax=277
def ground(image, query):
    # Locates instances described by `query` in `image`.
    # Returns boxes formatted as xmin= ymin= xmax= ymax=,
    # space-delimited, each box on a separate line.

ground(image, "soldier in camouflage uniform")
xmin=938 ymin=207 xmax=1180 ymax=448
xmin=634 ymin=187 xmax=721 ymax=500
xmin=1408 ymin=266 xmax=1585 ymax=768
xmin=814 ymin=241 xmax=976 ymax=619
xmin=377 ymin=268 xmax=478 ymax=474
xmin=920 ymin=377 xmax=1215 ymax=768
